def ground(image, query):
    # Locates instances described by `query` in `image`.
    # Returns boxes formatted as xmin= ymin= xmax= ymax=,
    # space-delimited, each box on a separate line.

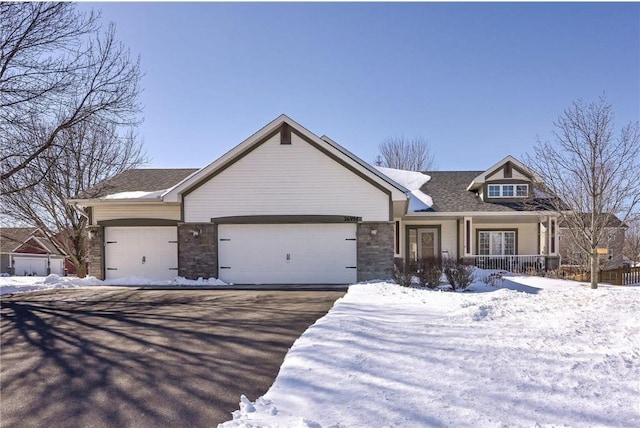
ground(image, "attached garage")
xmin=218 ymin=223 xmax=357 ymax=284
xmin=104 ymin=226 xmax=178 ymax=281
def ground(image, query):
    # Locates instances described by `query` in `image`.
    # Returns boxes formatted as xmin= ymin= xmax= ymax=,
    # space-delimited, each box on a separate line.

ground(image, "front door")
xmin=418 ymin=228 xmax=439 ymax=259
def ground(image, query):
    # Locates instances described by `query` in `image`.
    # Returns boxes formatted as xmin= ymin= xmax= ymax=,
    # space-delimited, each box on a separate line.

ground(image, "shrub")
xmin=482 ymin=272 xmax=504 ymax=287
xmin=393 ymin=257 xmax=415 ymax=287
xmin=415 ymin=256 xmax=443 ymax=289
xmin=443 ymin=259 xmax=474 ymax=291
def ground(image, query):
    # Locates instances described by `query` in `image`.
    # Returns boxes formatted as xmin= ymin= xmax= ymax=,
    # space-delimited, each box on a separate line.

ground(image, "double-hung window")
xmin=478 ymin=231 xmax=516 ymax=255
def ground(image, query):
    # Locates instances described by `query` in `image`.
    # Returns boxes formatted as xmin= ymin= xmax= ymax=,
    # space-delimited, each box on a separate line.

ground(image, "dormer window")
xmin=487 ymin=184 xmax=529 ymax=198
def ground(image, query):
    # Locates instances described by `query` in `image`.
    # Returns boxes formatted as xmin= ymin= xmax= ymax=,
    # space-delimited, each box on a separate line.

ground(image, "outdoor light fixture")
xmin=192 ymin=228 xmax=201 ymax=237
xmin=371 ymin=229 xmax=378 ymax=235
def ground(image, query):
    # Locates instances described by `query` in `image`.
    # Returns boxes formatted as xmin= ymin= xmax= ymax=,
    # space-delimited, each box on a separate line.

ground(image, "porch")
xmin=398 ymin=213 xmax=561 ymax=275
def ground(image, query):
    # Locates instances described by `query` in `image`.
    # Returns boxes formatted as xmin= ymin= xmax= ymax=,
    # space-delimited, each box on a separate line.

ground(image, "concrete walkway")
xmin=0 ymin=288 xmax=345 ymax=427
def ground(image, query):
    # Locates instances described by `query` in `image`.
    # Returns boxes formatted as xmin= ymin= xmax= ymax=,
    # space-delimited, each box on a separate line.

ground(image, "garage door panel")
xmin=14 ymin=257 xmax=48 ymax=276
xmin=218 ymin=224 xmax=356 ymax=284
xmin=105 ymin=227 xmax=177 ymax=281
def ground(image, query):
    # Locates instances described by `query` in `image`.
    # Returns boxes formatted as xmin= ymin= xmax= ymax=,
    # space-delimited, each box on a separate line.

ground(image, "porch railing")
xmin=464 ymin=255 xmax=560 ymax=274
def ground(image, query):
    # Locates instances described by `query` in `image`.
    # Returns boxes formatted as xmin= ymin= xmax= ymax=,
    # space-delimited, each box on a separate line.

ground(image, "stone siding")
xmin=178 ymin=223 xmax=217 ymax=279
xmin=87 ymin=226 xmax=104 ymax=280
xmin=357 ymin=222 xmax=394 ymax=281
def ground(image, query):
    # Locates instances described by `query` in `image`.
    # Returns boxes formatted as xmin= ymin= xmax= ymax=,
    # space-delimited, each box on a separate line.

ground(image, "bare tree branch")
xmin=376 ymin=136 xmax=437 ymax=171
xmin=0 ymin=3 xmax=143 ymax=190
xmin=525 ymin=97 xmax=640 ymax=288
xmin=1 ymin=121 xmax=147 ymax=277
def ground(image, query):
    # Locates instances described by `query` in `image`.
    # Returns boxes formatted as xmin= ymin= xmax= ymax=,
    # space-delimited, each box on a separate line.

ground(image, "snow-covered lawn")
xmin=221 ymin=276 xmax=640 ymax=428
xmin=0 ymin=274 xmax=226 ymax=295
xmin=3 ymin=272 xmax=639 ymax=427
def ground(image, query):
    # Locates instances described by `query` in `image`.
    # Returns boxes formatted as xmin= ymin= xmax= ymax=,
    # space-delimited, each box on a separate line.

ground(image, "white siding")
xmin=473 ymin=222 xmax=539 ymax=254
xmin=92 ymin=204 xmax=181 ymax=225
xmin=184 ymin=133 xmax=390 ymax=222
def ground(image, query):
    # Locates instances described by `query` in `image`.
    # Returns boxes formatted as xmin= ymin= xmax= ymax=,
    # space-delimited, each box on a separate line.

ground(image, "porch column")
xmin=552 ymin=217 xmax=559 ymax=256
xmin=547 ymin=216 xmax=558 ymax=256
xmin=463 ymin=216 xmax=473 ymax=256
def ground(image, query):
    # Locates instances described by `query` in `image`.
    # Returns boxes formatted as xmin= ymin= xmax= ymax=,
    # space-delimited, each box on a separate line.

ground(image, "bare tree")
xmin=525 ymin=97 xmax=640 ymax=288
xmin=1 ymin=121 xmax=146 ymax=277
xmin=1 ymin=2 xmax=142 ymax=192
xmin=376 ymin=136 xmax=437 ymax=171
xmin=624 ymin=219 xmax=640 ymax=267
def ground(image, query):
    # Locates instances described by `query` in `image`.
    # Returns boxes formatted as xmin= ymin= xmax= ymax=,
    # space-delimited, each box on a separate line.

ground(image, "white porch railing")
xmin=466 ymin=255 xmax=560 ymax=273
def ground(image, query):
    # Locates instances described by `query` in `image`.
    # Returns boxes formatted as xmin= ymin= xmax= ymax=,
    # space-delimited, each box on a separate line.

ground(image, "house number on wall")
xmin=343 ymin=216 xmax=361 ymax=222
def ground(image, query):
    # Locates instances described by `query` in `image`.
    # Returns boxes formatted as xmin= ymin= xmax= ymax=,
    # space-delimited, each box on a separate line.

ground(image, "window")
xmin=488 ymin=185 xmax=501 ymax=197
xmin=516 ymin=184 xmax=528 ymax=197
xmin=478 ymin=231 xmax=516 ymax=255
xmin=486 ymin=184 xmax=528 ymax=198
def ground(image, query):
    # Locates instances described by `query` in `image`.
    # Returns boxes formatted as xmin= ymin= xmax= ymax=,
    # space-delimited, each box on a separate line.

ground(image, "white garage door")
xmin=105 ymin=227 xmax=178 ymax=281
xmin=218 ymin=223 xmax=357 ymax=284
xmin=14 ymin=257 xmax=48 ymax=276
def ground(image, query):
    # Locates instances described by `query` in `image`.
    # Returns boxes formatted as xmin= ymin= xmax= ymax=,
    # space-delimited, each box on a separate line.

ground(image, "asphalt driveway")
xmin=0 ymin=287 xmax=345 ymax=428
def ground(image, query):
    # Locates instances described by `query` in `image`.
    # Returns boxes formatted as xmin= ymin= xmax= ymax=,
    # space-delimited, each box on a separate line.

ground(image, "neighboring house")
xmin=68 ymin=115 xmax=560 ymax=284
xmin=0 ymin=227 xmax=67 ymax=276
xmin=559 ymin=214 xmax=627 ymax=270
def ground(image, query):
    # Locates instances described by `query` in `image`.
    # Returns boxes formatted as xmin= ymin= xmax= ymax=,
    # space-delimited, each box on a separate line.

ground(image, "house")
xmin=559 ymin=213 xmax=627 ymax=270
xmin=0 ymin=227 xmax=67 ymax=276
xmin=383 ymin=157 xmax=560 ymax=273
xmin=68 ymin=115 xmax=560 ymax=284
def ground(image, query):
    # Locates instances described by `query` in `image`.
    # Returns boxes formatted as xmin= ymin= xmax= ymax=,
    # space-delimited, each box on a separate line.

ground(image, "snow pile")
xmin=101 ymin=190 xmax=165 ymax=200
xmin=0 ymin=275 xmax=227 ymax=295
xmin=220 ymin=277 xmax=640 ymax=428
xmin=375 ymin=166 xmax=433 ymax=211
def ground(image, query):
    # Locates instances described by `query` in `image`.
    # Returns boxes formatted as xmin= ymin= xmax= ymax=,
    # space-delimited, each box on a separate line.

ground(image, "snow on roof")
xmin=101 ymin=190 xmax=165 ymax=200
xmin=374 ymin=166 xmax=433 ymax=211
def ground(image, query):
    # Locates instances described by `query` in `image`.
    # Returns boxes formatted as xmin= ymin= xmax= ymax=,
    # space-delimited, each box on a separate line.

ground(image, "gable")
xmin=163 ymin=115 xmax=407 ymax=205
xmin=467 ymin=155 xmax=537 ymax=191
xmin=183 ymin=129 xmax=393 ymax=222
xmin=15 ymin=237 xmax=49 ymax=254
xmin=485 ymin=161 xmax=532 ymax=182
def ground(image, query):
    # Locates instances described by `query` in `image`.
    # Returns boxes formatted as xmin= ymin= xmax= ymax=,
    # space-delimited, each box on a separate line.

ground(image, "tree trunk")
xmin=590 ymin=248 xmax=599 ymax=289
xmin=76 ymin=260 xmax=88 ymax=279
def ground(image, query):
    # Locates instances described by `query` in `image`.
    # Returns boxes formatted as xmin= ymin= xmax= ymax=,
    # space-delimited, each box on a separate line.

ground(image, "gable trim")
xmin=467 ymin=155 xmax=538 ymax=191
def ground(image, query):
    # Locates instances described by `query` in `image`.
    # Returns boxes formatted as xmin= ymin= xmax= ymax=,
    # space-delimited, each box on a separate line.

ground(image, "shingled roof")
xmin=420 ymin=171 xmax=552 ymax=213
xmin=0 ymin=227 xmax=65 ymax=255
xmin=76 ymin=168 xmax=198 ymax=199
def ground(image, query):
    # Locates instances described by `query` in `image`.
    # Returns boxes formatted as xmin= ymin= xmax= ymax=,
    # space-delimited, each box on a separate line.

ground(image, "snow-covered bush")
xmin=393 ymin=257 xmax=414 ymax=287
xmin=415 ymin=257 xmax=442 ymax=289
xmin=443 ymin=259 xmax=474 ymax=291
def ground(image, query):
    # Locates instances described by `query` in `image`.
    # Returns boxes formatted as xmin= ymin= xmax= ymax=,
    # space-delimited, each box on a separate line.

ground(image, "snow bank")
xmin=0 ymin=275 xmax=227 ymax=296
xmin=221 ymin=277 xmax=640 ymax=428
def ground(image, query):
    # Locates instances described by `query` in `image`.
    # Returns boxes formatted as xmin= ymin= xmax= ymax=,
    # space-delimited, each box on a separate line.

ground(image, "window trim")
xmin=476 ymin=229 xmax=518 ymax=256
xmin=486 ymin=183 xmax=529 ymax=198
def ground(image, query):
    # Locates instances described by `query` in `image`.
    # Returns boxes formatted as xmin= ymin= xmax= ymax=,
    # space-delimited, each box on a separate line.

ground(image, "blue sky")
xmin=81 ymin=2 xmax=639 ymax=171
